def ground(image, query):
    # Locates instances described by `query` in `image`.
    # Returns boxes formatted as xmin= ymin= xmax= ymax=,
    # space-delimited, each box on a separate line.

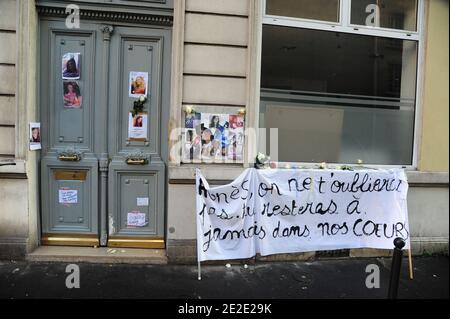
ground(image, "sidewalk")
xmin=0 ymin=256 xmax=447 ymax=299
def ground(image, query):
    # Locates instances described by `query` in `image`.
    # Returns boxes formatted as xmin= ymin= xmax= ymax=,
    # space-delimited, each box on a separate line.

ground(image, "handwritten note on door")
xmin=127 ymin=211 xmax=146 ymax=227
xmin=59 ymin=189 xmax=78 ymax=204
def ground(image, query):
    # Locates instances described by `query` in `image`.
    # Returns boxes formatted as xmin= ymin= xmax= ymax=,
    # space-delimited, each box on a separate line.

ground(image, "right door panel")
xmin=107 ymin=26 xmax=171 ymax=248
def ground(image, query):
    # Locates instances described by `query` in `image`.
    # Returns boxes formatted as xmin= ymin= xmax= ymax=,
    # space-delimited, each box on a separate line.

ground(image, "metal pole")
xmin=198 ymin=260 xmax=202 ymax=281
xmin=388 ymin=237 xmax=405 ymax=299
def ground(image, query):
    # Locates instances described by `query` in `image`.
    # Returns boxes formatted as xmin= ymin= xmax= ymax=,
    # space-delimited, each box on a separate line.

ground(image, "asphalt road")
xmin=0 ymin=256 xmax=447 ymax=299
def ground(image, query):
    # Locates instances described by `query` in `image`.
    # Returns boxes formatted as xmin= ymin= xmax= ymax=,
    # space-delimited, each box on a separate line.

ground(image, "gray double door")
xmin=39 ymin=18 xmax=170 ymax=248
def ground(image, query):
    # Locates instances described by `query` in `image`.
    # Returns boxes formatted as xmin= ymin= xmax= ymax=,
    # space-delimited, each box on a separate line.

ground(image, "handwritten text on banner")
xmin=196 ymin=168 xmax=409 ymax=262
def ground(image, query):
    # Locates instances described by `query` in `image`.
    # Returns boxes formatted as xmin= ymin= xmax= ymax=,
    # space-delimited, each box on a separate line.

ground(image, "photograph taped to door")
xmin=62 ymin=52 xmax=81 ymax=80
xmin=63 ymin=81 xmax=82 ymax=108
xmin=128 ymin=112 xmax=148 ymax=140
xmin=129 ymin=71 xmax=149 ymax=98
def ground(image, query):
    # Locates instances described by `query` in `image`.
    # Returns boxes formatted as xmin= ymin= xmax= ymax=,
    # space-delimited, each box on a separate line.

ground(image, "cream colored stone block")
xmin=0 ymin=179 xmax=29 ymax=238
xmin=184 ymin=44 xmax=247 ymax=77
xmin=183 ymin=75 xmax=247 ymax=105
xmin=0 ymin=0 xmax=16 ymax=31
xmin=0 ymin=96 xmax=15 ymax=125
xmin=0 ymin=126 xmax=14 ymax=155
xmin=408 ymin=186 xmax=449 ymax=238
xmin=0 ymin=65 xmax=16 ymax=94
xmin=185 ymin=13 xmax=248 ymax=46
xmin=167 ymin=184 xmax=197 ymax=240
xmin=0 ymin=33 xmax=16 ymax=64
xmin=186 ymin=0 xmax=249 ymax=16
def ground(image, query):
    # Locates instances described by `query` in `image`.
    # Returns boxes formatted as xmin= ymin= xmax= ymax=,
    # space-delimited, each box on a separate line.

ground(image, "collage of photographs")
xmin=183 ymin=112 xmax=245 ymax=162
xmin=60 ymin=53 xmax=152 ymax=141
xmin=62 ymin=52 xmax=82 ymax=109
xmin=128 ymin=71 xmax=149 ymax=140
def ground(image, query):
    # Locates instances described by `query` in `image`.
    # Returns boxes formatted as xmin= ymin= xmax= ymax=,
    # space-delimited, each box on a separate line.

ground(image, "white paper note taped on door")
xmin=137 ymin=197 xmax=149 ymax=206
xmin=59 ymin=189 xmax=78 ymax=204
xmin=127 ymin=211 xmax=146 ymax=227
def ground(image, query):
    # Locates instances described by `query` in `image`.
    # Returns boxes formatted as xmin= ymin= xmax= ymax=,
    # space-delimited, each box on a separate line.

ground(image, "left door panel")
xmin=40 ymin=19 xmax=103 ymax=245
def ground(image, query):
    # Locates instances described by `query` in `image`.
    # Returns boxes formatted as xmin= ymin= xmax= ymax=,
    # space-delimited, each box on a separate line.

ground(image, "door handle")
xmin=58 ymin=155 xmax=81 ymax=161
xmin=57 ymin=148 xmax=83 ymax=162
xmin=125 ymin=151 xmax=149 ymax=165
xmin=126 ymin=158 xmax=147 ymax=165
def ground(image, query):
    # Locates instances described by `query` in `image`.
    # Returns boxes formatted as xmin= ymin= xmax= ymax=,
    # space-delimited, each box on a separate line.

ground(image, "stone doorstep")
xmin=26 ymin=246 xmax=168 ymax=265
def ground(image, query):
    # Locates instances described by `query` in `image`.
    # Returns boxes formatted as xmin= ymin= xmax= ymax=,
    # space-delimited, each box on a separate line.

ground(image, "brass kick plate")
xmin=41 ymin=233 xmax=99 ymax=247
xmin=108 ymin=237 xmax=165 ymax=249
xmin=54 ymin=170 xmax=87 ymax=181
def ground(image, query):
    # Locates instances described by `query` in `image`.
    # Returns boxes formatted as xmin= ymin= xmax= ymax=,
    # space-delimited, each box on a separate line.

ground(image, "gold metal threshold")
xmin=107 ymin=237 xmax=165 ymax=249
xmin=41 ymin=233 xmax=99 ymax=247
xmin=42 ymin=234 xmax=165 ymax=249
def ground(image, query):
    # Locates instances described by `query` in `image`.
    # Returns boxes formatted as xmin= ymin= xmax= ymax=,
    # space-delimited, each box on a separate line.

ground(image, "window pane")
xmin=266 ymin=0 xmax=340 ymax=22
xmin=351 ymin=0 xmax=418 ymax=31
xmin=260 ymin=25 xmax=418 ymax=165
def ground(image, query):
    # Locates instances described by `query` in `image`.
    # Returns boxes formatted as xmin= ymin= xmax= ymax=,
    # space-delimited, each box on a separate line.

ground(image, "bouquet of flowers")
xmin=132 ymin=96 xmax=147 ymax=116
xmin=255 ymin=152 xmax=270 ymax=169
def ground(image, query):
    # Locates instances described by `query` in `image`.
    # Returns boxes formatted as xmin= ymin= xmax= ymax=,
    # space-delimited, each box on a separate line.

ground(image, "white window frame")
xmin=259 ymin=0 xmax=426 ymax=169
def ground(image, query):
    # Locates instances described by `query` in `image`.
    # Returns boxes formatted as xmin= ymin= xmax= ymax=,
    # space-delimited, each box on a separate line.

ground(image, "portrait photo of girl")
xmin=62 ymin=53 xmax=81 ymax=80
xmin=133 ymin=115 xmax=144 ymax=127
xmin=128 ymin=112 xmax=148 ymax=140
xmin=29 ymin=122 xmax=41 ymax=151
xmin=229 ymin=114 xmax=244 ymax=129
xmin=63 ymin=81 xmax=82 ymax=108
xmin=129 ymin=71 xmax=149 ymax=98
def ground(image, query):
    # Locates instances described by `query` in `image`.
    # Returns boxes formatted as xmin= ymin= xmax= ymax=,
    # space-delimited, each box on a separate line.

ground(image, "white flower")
xmin=257 ymin=152 xmax=269 ymax=163
xmin=184 ymin=105 xmax=193 ymax=114
xmin=357 ymin=159 xmax=363 ymax=165
xmin=139 ymin=96 xmax=146 ymax=102
xmin=320 ymin=162 xmax=327 ymax=169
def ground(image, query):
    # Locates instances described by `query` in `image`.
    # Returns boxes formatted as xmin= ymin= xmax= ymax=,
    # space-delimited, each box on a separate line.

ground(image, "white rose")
xmin=185 ymin=105 xmax=193 ymax=114
xmin=257 ymin=152 xmax=265 ymax=162
xmin=139 ymin=96 xmax=145 ymax=102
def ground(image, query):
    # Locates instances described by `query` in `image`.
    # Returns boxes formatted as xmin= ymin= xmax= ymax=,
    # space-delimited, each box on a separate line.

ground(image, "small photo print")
xmin=228 ymin=140 xmax=244 ymax=161
xmin=63 ymin=81 xmax=82 ymax=108
xmin=62 ymin=53 xmax=81 ymax=80
xmin=129 ymin=71 xmax=149 ymax=98
xmin=228 ymin=127 xmax=245 ymax=160
xmin=128 ymin=112 xmax=148 ymax=139
xmin=183 ymin=129 xmax=201 ymax=162
xmin=29 ymin=122 xmax=41 ymax=151
xmin=184 ymin=112 xmax=201 ymax=129
xmin=207 ymin=114 xmax=230 ymax=161
xmin=229 ymin=114 xmax=245 ymax=129
xmin=185 ymin=129 xmax=195 ymax=143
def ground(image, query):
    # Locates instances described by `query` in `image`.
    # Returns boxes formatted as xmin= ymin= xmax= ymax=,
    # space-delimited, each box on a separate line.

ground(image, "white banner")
xmin=196 ymin=168 xmax=409 ymax=262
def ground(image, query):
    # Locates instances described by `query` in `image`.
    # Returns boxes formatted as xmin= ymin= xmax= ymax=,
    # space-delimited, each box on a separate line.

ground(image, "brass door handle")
xmin=126 ymin=159 xmax=147 ymax=165
xmin=58 ymin=155 xmax=80 ymax=161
